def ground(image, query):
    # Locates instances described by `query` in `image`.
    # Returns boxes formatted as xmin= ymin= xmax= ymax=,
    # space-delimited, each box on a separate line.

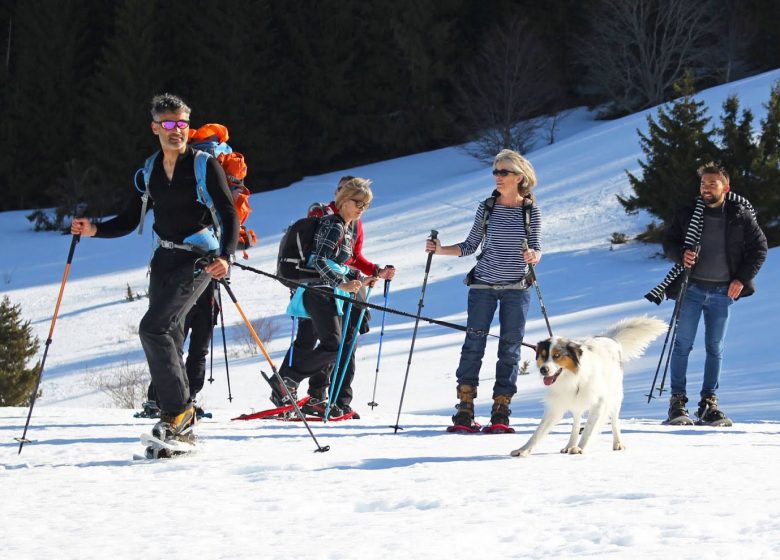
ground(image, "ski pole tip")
xmin=315 ymin=445 xmax=331 ymax=453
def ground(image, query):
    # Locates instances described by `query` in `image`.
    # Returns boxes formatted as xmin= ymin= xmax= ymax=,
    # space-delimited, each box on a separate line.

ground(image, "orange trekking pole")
xmin=218 ymin=279 xmax=330 ymax=453
xmin=16 ymin=203 xmax=87 ymax=454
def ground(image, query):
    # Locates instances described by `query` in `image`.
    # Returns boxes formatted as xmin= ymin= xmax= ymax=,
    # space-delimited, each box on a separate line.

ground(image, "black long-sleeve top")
xmin=95 ymin=148 xmax=238 ymax=259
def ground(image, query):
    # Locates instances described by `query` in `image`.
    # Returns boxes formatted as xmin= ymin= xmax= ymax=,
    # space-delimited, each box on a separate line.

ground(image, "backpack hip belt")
xmin=466 ymin=277 xmax=531 ymax=290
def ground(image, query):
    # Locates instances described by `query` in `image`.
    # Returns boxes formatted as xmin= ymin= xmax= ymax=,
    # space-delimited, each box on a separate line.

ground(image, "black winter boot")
xmin=695 ymin=395 xmax=732 ymax=427
xmin=269 ymin=376 xmax=299 ymax=407
xmin=664 ymin=393 xmax=694 ymax=425
xmin=451 ymin=384 xmax=478 ymax=428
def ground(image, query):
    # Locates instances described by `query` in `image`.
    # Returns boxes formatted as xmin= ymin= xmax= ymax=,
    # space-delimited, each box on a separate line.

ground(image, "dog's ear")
xmin=536 ymin=339 xmax=551 ymax=363
xmin=566 ymin=341 xmax=583 ymax=368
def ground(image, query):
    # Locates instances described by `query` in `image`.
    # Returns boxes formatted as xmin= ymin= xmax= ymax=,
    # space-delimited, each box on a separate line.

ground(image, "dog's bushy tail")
xmin=603 ymin=316 xmax=667 ymax=361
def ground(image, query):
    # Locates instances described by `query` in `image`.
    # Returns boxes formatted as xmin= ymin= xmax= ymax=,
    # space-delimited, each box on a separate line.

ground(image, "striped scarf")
xmin=645 ymin=191 xmax=755 ymax=304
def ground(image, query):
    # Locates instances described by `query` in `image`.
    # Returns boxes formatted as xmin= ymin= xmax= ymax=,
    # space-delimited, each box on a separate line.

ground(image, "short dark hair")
xmin=338 ymin=175 xmax=355 ymax=184
xmin=697 ymin=162 xmax=729 ymax=183
xmin=150 ymin=93 xmax=191 ymax=119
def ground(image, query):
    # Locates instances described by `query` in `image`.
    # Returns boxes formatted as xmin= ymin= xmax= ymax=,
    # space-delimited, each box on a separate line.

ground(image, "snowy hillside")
xmin=2 ymin=70 xmax=779 ymax=560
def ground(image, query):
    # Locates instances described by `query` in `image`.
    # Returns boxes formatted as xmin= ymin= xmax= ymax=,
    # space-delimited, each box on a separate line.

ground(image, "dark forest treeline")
xmin=1 ymin=0 xmax=779 ymax=217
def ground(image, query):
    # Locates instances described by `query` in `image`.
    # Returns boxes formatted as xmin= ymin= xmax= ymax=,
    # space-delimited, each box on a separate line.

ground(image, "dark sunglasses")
xmin=351 ymin=199 xmax=370 ymax=209
xmin=492 ymin=168 xmax=518 ymax=177
xmin=155 ymin=120 xmax=190 ymax=130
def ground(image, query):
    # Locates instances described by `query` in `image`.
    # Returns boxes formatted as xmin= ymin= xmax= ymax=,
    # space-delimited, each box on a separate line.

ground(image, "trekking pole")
xmin=392 ymin=230 xmax=438 ymax=433
xmin=232 ymin=262 xmax=536 ymax=350
xmin=646 ymin=244 xmax=700 ymax=402
xmin=288 ymin=317 xmax=296 ymax=367
xmin=368 ymin=275 xmax=392 ymax=409
xmin=325 ymin=288 xmax=373 ymax=421
xmin=208 ymin=280 xmax=217 ymax=385
xmin=522 ymin=239 xmax=553 ymax=337
xmin=323 ymin=294 xmax=354 ymax=420
xmin=16 ymin=203 xmax=87 ymax=454
xmin=219 ymin=279 xmax=329 ymax=452
xmin=215 ymin=283 xmax=233 ymax=402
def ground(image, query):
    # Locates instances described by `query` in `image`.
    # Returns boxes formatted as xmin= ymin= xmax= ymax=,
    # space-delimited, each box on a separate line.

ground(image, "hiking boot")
xmin=488 ymin=395 xmax=512 ymax=427
xmin=665 ymin=393 xmax=694 ymax=425
xmin=269 ymin=376 xmax=299 ymax=407
xmin=153 ymin=406 xmax=197 ymax=442
xmin=452 ymin=384 xmax=477 ymax=427
xmin=301 ymin=398 xmax=343 ymax=419
xmin=695 ymin=395 xmax=732 ymax=426
xmin=339 ymin=405 xmax=360 ymax=419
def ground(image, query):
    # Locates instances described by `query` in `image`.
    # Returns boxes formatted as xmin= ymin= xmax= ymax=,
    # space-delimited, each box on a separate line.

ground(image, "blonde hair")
xmin=335 ymin=177 xmax=374 ymax=210
xmin=494 ymin=149 xmax=537 ymax=199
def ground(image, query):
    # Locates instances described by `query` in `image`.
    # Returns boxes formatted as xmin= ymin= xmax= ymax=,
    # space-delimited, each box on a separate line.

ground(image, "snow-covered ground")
xmin=2 ymin=70 xmax=779 ymax=560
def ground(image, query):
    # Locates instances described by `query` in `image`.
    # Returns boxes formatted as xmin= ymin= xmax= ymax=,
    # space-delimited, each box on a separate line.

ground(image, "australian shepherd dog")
xmin=511 ymin=316 xmax=667 ymax=457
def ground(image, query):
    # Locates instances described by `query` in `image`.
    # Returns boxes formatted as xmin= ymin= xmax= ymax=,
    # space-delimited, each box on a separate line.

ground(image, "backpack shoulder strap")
xmin=134 ymin=151 xmax=159 ymax=235
xmin=476 ymin=193 xmax=498 ymax=260
xmin=193 ymin=149 xmax=223 ymax=242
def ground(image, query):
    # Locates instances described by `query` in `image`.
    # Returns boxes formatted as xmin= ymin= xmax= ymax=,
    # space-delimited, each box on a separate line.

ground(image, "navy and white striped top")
xmin=457 ymin=201 xmax=542 ymax=285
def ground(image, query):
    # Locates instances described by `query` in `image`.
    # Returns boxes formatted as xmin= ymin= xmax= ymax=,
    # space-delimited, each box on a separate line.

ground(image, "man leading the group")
xmin=71 ymin=93 xmax=238 ymax=443
xmin=662 ymin=163 xmax=766 ymax=426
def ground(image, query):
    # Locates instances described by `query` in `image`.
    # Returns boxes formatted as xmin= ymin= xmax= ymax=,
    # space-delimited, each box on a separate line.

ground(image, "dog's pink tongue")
xmin=543 ymin=376 xmax=556 ymax=386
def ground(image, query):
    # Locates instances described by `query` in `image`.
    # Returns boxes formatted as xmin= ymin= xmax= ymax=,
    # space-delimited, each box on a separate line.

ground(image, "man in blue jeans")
xmin=663 ymin=163 xmax=767 ymax=426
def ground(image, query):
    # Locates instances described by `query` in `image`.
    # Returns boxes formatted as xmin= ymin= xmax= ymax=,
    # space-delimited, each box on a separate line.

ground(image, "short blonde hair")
xmin=335 ymin=177 xmax=374 ymax=210
xmin=494 ymin=149 xmax=537 ymax=199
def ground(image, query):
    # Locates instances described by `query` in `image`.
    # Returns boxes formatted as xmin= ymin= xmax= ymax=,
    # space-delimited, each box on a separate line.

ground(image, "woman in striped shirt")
xmin=426 ymin=149 xmax=542 ymax=431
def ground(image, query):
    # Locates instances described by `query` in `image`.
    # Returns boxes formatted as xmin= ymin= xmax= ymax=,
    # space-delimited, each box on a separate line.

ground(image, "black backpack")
xmin=277 ymin=216 xmax=323 ymax=287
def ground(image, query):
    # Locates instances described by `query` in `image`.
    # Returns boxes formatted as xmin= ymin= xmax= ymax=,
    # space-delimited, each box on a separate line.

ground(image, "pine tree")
xmin=81 ymin=0 xmax=166 ymax=218
xmin=717 ymin=95 xmax=757 ymax=194
xmin=0 ymin=296 xmax=41 ymax=407
xmin=750 ymin=80 xmax=780 ymax=245
xmin=3 ymin=0 xmax=89 ymax=211
xmin=620 ymin=73 xmax=718 ymax=238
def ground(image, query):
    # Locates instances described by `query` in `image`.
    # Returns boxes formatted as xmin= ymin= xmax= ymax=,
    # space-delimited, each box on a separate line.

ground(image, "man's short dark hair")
xmin=150 ymin=93 xmax=191 ymax=119
xmin=697 ymin=162 xmax=729 ymax=183
xmin=339 ymin=175 xmax=355 ymax=184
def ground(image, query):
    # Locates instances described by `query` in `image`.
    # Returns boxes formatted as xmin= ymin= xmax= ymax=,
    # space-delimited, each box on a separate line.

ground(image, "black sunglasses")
xmin=492 ymin=169 xmax=518 ymax=177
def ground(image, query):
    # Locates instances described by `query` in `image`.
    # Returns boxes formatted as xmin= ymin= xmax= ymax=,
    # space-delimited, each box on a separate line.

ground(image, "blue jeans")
xmin=669 ymin=283 xmax=733 ymax=398
xmin=455 ymin=286 xmax=530 ymax=398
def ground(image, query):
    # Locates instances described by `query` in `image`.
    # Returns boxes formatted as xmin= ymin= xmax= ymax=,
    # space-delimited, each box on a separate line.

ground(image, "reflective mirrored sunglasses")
xmin=155 ymin=120 xmax=190 ymax=130
xmin=492 ymin=169 xmax=517 ymax=177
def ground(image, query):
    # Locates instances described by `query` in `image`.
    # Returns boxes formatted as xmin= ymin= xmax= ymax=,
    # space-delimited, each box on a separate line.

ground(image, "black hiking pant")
xmin=280 ymin=289 xmax=368 ymax=406
xmin=147 ymin=281 xmax=215 ymax=404
xmin=139 ymin=249 xmax=212 ymax=416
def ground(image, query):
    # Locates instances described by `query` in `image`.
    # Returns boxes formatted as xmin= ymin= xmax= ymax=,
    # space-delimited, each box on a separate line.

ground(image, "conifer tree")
xmin=0 ymin=296 xmax=40 ymax=407
xmin=82 ymin=0 xmax=165 ymax=217
xmin=717 ymin=95 xmax=756 ymax=194
xmin=3 ymin=0 xmax=88 ymax=211
xmin=750 ymin=81 xmax=780 ymax=244
xmin=620 ymin=73 xmax=718 ymax=235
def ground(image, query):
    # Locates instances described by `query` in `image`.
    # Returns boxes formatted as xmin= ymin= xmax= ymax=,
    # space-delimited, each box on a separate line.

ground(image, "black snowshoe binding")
xmin=695 ymin=395 xmax=733 ymax=427
xmin=663 ymin=394 xmax=694 ymax=426
xmin=269 ymin=376 xmax=299 ymax=408
xmin=134 ymin=400 xmax=161 ymax=419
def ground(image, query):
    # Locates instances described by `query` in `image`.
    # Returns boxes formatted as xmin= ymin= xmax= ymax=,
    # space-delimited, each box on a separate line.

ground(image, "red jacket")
xmin=308 ymin=201 xmax=378 ymax=276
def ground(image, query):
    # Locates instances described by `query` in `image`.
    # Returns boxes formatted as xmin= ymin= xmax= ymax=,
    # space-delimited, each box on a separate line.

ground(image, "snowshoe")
xmin=232 ymin=396 xmax=311 ymax=421
xmin=663 ymin=394 xmax=695 ymax=426
xmin=695 ymin=395 xmax=733 ymax=427
xmin=133 ymin=400 xmax=161 ymax=419
xmin=446 ymin=421 xmax=482 ymax=434
xmin=483 ymin=395 xmax=514 ymax=433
